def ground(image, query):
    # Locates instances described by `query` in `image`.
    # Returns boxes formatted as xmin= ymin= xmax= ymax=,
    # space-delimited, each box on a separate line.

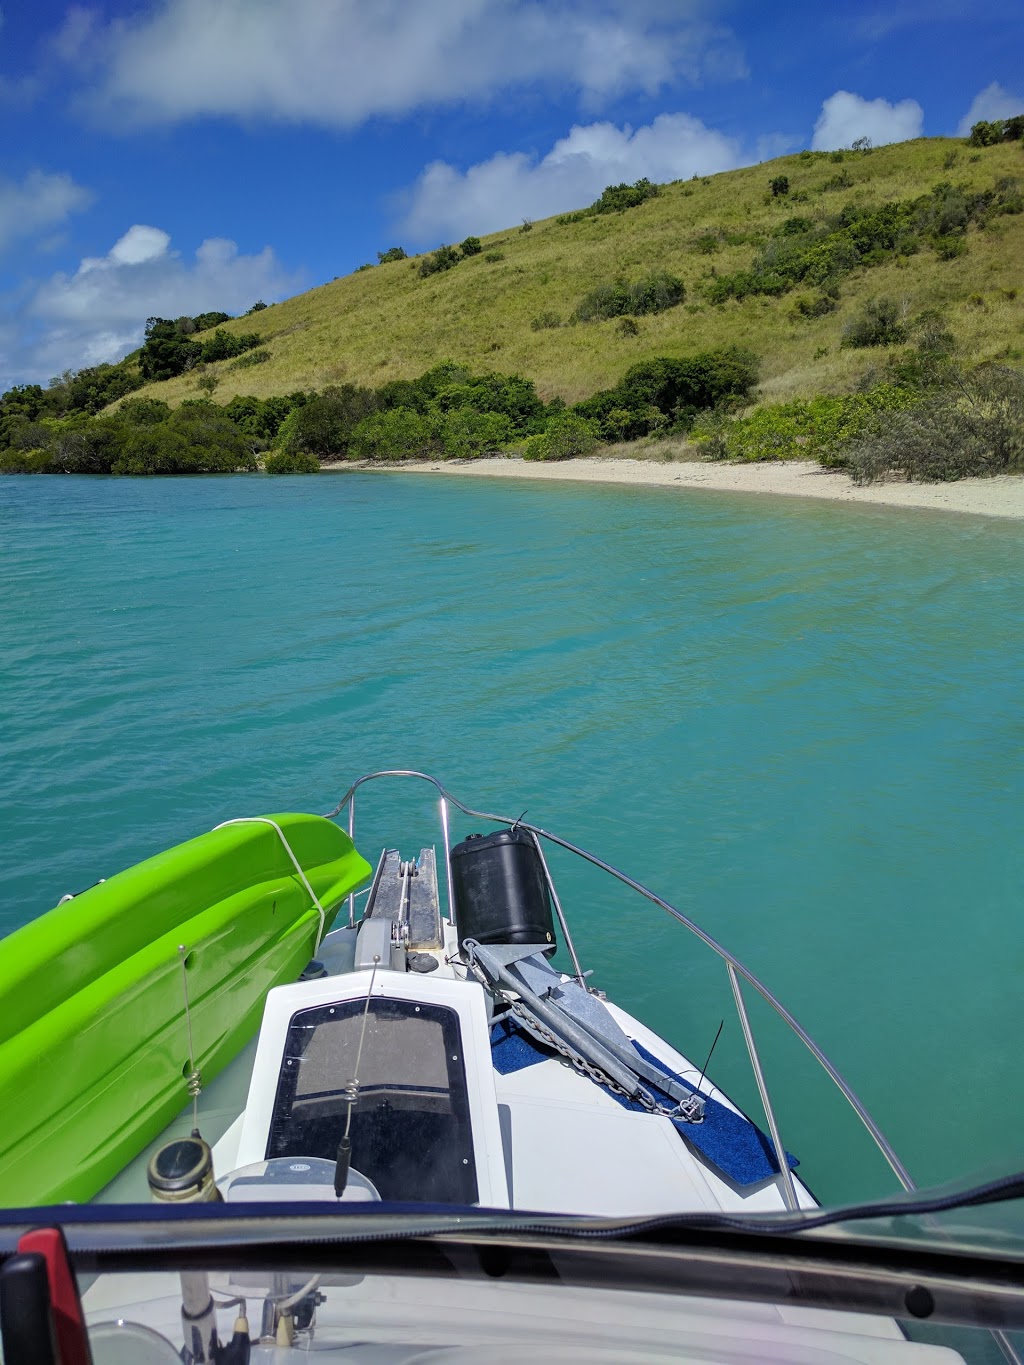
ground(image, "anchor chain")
xmin=469 ymin=958 xmax=700 ymax=1121
xmin=484 ymin=975 xmax=675 ymax=1113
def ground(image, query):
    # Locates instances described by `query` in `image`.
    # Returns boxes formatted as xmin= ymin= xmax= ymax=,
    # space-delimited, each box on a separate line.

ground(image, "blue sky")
xmin=1 ymin=0 xmax=1021 ymax=390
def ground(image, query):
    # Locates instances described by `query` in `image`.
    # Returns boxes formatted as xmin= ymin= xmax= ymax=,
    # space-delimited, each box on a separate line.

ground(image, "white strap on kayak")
xmin=214 ymin=817 xmax=327 ymax=947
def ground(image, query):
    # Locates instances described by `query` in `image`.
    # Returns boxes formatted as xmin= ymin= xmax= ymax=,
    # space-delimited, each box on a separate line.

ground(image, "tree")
xmin=968 ymin=120 xmax=1004 ymax=147
xmin=246 ymin=300 xmax=268 ymax=313
xmin=192 ymin=311 xmax=232 ymax=331
xmin=350 ymin=406 xmax=436 ymax=461
xmin=841 ymin=296 xmax=909 ymax=348
xmin=437 ymin=407 xmax=511 ymax=458
xmin=591 ymin=178 xmax=660 ymax=214
xmin=138 ymin=319 xmax=202 ymax=382
xmin=418 ymin=244 xmax=462 ymax=277
xmin=264 ymin=450 xmax=319 ymax=474
xmin=199 ymin=329 xmax=262 ymax=363
xmin=770 ymin=175 xmax=790 ymax=197
xmin=119 ymin=397 xmax=171 ymax=426
xmin=111 ymin=404 xmax=255 ymax=474
xmin=277 ymin=384 xmax=378 ymax=459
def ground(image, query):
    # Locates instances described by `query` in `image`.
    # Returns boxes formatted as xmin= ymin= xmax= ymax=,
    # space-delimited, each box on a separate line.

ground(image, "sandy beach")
xmin=323 ymin=456 xmax=1024 ymax=520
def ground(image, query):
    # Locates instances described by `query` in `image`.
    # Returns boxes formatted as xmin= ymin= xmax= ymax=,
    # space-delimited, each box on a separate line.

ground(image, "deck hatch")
xmin=267 ymin=998 xmax=478 ymax=1204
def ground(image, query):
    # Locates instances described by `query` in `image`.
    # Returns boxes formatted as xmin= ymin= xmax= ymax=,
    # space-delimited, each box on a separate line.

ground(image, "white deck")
xmin=84 ymin=919 xmax=967 ymax=1363
xmin=101 ymin=920 xmax=812 ymax=1218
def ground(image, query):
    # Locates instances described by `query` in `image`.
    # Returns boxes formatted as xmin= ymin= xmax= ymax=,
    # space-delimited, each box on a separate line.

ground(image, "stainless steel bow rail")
xmin=326 ymin=770 xmax=917 ymax=1203
xmin=325 ymin=770 xmax=1020 ymax=1365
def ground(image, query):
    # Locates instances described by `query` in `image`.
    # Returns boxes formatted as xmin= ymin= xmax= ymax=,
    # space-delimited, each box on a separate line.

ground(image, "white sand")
xmin=324 ymin=457 xmax=1024 ymax=520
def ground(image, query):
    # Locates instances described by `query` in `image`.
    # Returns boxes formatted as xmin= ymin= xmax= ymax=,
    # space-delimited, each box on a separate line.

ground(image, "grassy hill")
xmin=136 ymin=136 xmax=1024 ymax=412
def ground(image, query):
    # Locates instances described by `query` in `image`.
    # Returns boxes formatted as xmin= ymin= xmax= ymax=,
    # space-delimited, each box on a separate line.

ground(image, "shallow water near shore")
xmin=2 ymin=471 xmax=1023 ymax=1205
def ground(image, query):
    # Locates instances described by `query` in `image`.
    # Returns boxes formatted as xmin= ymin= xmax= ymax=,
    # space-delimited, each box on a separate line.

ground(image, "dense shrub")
xmin=933 ymin=233 xmax=968 ymax=260
xmin=704 ymin=178 xmax=1018 ymax=308
xmin=437 ymin=407 xmax=511 ymax=458
xmin=199 ymin=329 xmax=263 ymax=363
xmin=520 ymin=434 xmax=548 ymax=460
xmin=277 ymin=384 xmax=377 ymax=459
xmin=574 ymin=272 xmax=685 ymax=322
xmin=48 ymin=415 xmax=132 ymax=473
xmin=426 ymin=369 xmax=545 ymax=433
xmin=139 ymin=319 xmax=201 ymax=381
xmin=118 ymin=397 xmax=171 ymax=426
xmin=112 ymin=404 xmax=256 ymax=474
xmin=459 ymin=236 xmax=482 ymax=256
xmin=521 ymin=413 xmax=599 ymax=461
xmin=0 ymin=447 xmax=53 ymax=473
xmin=591 ymin=178 xmax=659 ymax=213
xmin=884 ymin=312 xmax=958 ymax=389
xmin=376 ymin=247 xmax=408 ymax=263
xmin=573 ymin=346 xmax=758 ymax=439
xmin=418 ymin=245 xmax=462 ymax=278
xmin=769 ymin=176 xmax=790 ymax=197
xmin=350 ymin=406 xmax=436 ymax=461
xmin=792 ymin=292 xmax=837 ymax=318
xmin=847 ymin=366 xmax=1024 ymax=482
xmin=41 ymin=362 xmax=144 ymax=417
xmin=841 ymin=297 xmax=908 ymax=348
xmin=968 ymin=117 xmax=1024 ymax=147
xmin=224 ymin=394 xmax=297 ymax=444
xmin=689 ymin=386 xmax=918 ymax=464
xmin=264 ymin=450 xmax=320 ymax=474
xmin=138 ymin=313 xmax=236 ymax=381
xmin=228 ymin=348 xmax=272 ymax=369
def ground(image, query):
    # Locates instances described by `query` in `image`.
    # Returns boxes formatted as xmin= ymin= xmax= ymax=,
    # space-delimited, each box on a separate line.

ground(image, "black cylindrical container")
xmin=450 ymin=827 xmax=556 ymax=953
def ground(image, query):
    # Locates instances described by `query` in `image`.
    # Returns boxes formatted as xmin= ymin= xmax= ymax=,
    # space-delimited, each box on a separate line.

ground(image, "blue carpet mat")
xmin=490 ymin=1016 xmax=797 ymax=1188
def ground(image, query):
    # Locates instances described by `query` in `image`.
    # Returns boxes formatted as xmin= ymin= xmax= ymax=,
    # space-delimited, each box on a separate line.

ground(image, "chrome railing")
xmin=325 ymin=769 xmax=914 ymax=1199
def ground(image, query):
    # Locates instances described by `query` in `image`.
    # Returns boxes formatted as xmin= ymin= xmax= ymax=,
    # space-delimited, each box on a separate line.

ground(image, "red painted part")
xmin=16 ymin=1228 xmax=92 ymax=1365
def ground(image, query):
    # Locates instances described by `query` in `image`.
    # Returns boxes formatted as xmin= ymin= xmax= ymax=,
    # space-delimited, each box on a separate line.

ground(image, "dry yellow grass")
xmin=133 ymin=138 xmax=1024 ymax=411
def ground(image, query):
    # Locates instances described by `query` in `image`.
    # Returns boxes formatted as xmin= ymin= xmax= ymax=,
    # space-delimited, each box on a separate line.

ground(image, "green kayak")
xmin=0 ymin=813 xmax=370 ymax=1206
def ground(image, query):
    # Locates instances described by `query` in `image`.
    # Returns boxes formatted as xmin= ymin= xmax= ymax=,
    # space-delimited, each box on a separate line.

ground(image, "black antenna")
xmin=696 ymin=1019 xmax=724 ymax=1094
xmin=335 ymin=954 xmax=379 ymax=1197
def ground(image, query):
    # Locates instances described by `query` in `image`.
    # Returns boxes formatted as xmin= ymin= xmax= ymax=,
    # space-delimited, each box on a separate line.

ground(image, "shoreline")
xmin=322 ymin=456 xmax=1024 ymax=520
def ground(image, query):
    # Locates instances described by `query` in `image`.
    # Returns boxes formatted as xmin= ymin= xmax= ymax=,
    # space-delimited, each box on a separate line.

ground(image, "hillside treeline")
xmin=0 ymin=348 xmax=758 ymax=475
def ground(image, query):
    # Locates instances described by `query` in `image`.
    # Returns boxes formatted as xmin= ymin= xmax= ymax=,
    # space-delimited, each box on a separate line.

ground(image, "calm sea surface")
xmin=2 ymin=471 xmax=1022 ymax=1203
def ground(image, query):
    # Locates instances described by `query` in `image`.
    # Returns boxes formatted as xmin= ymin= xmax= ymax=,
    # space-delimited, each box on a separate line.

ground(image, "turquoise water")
xmin=2 ymin=471 xmax=1023 ymax=1204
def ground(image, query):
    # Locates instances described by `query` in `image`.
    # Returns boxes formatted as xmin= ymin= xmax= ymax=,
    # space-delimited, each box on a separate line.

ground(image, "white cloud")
xmin=957 ymin=82 xmax=1024 ymax=135
xmin=400 ymin=112 xmax=743 ymax=242
xmin=2 ymin=225 xmax=301 ymax=385
xmin=0 ymin=169 xmax=92 ymax=255
xmin=811 ymin=90 xmax=923 ymax=151
xmin=78 ymin=0 xmax=741 ymax=128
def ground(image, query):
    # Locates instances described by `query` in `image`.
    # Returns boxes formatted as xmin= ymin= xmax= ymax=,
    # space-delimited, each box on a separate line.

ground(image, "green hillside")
xmin=135 ymin=137 xmax=1024 ymax=410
